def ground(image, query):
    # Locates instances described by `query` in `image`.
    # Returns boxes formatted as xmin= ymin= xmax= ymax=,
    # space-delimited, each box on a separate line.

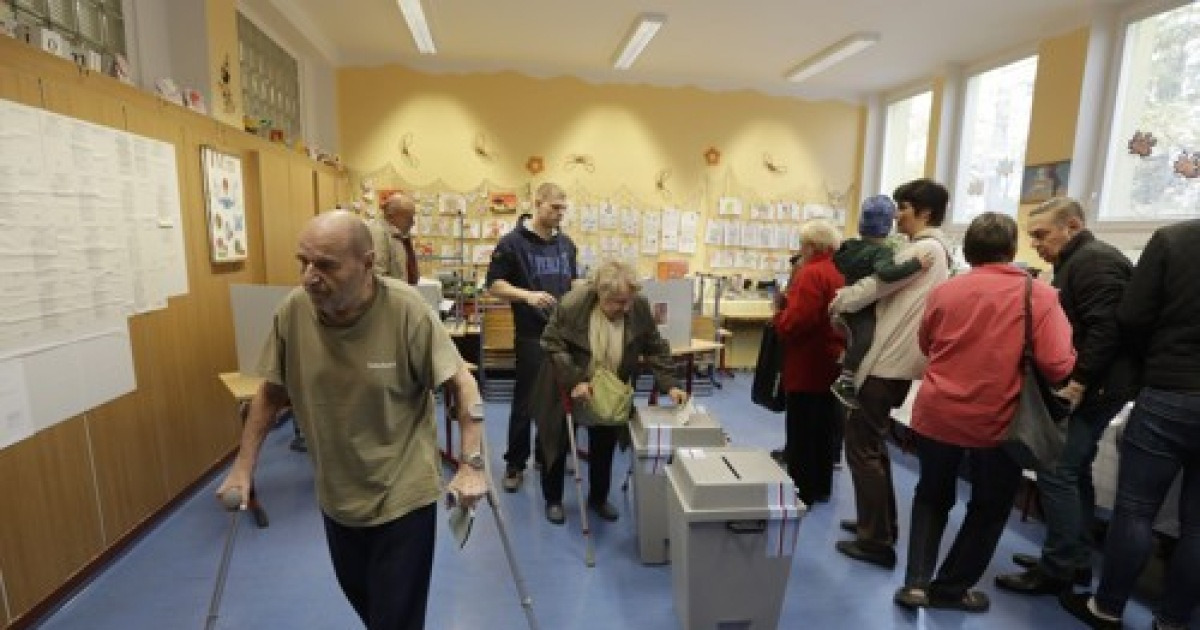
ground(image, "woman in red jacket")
xmin=773 ymin=219 xmax=846 ymax=505
xmin=894 ymin=212 xmax=1075 ymax=612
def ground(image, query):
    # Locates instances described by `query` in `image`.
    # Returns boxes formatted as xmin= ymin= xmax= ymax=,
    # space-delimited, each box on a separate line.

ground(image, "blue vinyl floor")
xmin=33 ymin=375 xmax=1157 ymax=629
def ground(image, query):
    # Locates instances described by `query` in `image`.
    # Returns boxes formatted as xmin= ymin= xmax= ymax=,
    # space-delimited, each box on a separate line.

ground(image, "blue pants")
xmin=322 ymin=504 xmax=437 ymax=630
xmin=1095 ymin=388 xmax=1200 ymax=627
xmin=1036 ymin=398 xmax=1126 ymax=579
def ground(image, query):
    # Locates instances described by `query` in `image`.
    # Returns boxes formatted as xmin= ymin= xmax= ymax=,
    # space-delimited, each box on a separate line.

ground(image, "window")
xmin=951 ymin=55 xmax=1038 ymax=223
xmin=1099 ymin=1 xmax=1200 ymax=221
xmin=879 ymin=91 xmax=932 ymax=196
xmin=238 ymin=13 xmax=301 ymax=143
xmin=5 ymin=0 xmax=126 ymax=64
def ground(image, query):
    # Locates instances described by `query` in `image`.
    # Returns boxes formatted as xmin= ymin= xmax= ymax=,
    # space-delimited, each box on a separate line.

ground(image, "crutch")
xmin=560 ymin=390 xmax=596 ymax=567
xmin=448 ymin=407 xmax=540 ymax=630
xmin=205 ymin=489 xmax=244 ymax=630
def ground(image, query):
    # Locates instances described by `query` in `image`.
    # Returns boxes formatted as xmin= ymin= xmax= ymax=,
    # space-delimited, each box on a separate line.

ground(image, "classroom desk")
xmin=217 ymin=372 xmax=271 ymax=528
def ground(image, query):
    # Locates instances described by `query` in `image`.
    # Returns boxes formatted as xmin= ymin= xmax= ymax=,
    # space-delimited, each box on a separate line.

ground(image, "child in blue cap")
xmin=830 ymin=195 xmax=934 ymax=408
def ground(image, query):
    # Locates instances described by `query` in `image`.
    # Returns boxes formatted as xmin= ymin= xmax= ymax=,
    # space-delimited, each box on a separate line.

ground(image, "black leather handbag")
xmin=1002 ymin=276 xmax=1071 ymax=470
xmin=751 ymin=322 xmax=787 ymax=413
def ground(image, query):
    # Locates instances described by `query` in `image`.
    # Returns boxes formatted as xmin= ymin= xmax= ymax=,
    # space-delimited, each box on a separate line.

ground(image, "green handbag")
xmin=581 ymin=366 xmax=634 ymax=426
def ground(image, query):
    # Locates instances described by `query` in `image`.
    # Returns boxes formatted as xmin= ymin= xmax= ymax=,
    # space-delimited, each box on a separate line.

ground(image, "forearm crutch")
xmin=205 ymin=490 xmax=244 ymax=630
xmin=560 ymin=391 xmax=596 ymax=567
xmin=481 ymin=429 xmax=541 ymax=629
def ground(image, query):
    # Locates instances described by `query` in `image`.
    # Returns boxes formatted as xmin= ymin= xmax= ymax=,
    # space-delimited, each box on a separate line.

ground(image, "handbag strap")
xmin=1022 ymin=275 xmax=1035 ymax=367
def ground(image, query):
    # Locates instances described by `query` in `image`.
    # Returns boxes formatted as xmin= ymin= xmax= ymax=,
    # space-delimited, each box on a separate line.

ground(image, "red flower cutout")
xmin=703 ymin=146 xmax=721 ymax=166
xmin=1174 ymin=152 xmax=1200 ymax=179
xmin=525 ymin=156 xmax=545 ymax=175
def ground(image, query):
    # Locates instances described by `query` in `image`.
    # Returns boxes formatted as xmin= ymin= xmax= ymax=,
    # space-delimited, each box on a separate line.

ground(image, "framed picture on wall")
xmin=200 ymin=146 xmax=247 ymax=263
xmin=1020 ymin=160 xmax=1071 ymax=204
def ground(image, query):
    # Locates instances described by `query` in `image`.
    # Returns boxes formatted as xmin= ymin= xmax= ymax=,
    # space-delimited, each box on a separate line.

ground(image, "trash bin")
xmin=629 ymin=404 xmax=726 ymax=564
xmin=665 ymin=447 xmax=803 ymax=630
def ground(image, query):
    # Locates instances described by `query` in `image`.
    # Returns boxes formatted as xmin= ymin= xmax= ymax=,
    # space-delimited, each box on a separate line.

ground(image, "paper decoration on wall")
xmin=621 ymin=240 xmax=638 ymax=260
xmin=750 ymin=202 xmax=774 ymax=221
xmin=600 ymin=236 xmax=620 ymax=256
xmin=434 ymin=217 xmax=452 ymax=237
xmin=483 ymin=219 xmax=513 ymax=239
xmin=679 ymin=211 xmax=699 ymax=254
xmin=564 ymin=154 xmax=596 ymax=172
xmin=218 ymin=55 xmax=235 ymax=113
xmin=661 ymin=207 xmax=681 ymax=252
xmin=802 ymin=203 xmax=833 ymax=221
xmin=788 ymin=226 xmax=802 ymax=250
xmin=741 ymin=222 xmax=758 ymax=248
xmin=398 ymin=132 xmax=420 ymax=168
xmin=705 ymin=220 xmax=724 ymax=246
xmin=620 ymin=207 xmax=639 ymax=235
xmin=724 ymin=221 xmax=741 ymax=247
xmin=599 ymin=202 xmax=618 ymax=230
xmin=1127 ymin=131 xmax=1157 ymax=158
xmin=489 ymin=192 xmax=518 ymax=214
xmin=439 ymin=244 xmax=458 ymax=260
xmin=580 ymin=205 xmax=599 ymax=232
xmin=656 ymin=169 xmax=672 ymax=199
xmin=579 ymin=245 xmax=599 ymax=269
xmin=474 ymin=132 xmax=497 ymax=161
xmin=472 ymin=244 xmax=494 ymax=265
xmin=416 ymin=215 xmax=433 ymax=236
xmin=525 ymin=156 xmax=544 ymax=174
xmin=718 ymin=196 xmax=742 ymax=216
xmin=642 ymin=212 xmax=661 ymax=254
xmin=200 ymin=146 xmax=247 ymax=263
xmin=763 ymin=153 xmax=787 ymax=174
xmin=415 ymin=242 xmax=435 ymax=257
xmin=703 ymin=146 xmax=721 ymax=166
xmin=439 ymin=193 xmax=467 ymax=215
xmin=777 ymin=201 xmax=801 ymax=222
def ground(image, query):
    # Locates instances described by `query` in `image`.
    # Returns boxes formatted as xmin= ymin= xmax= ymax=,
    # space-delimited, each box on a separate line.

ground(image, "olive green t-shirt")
xmin=257 ymin=277 xmax=462 ymax=526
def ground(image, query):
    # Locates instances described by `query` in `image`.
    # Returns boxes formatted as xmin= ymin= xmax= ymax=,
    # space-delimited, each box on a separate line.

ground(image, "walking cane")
xmin=205 ymin=489 xmax=244 ymax=630
xmin=448 ymin=407 xmax=541 ymax=630
xmin=560 ymin=390 xmax=596 ymax=568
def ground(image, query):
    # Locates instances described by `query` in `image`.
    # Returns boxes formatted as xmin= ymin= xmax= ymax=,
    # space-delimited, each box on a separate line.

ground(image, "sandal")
xmin=893 ymin=586 xmax=929 ymax=610
xmin=928 ymin=589 xmax=990 ymax=613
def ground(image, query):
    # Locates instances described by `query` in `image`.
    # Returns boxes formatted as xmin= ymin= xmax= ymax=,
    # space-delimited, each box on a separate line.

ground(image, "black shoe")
xmin=502 ymin=466 xmax=523 ymax=492
xmin=1059 ymin=592 xmax=1122 ymax=629
xmin=1011 ymin=553 xmax=1093 ymax=586
xmin=840 ymin=519 xmax=858 ymax=535
xmin=589 ymin=501 xmax=619 ymax=522
xmin=996 ymin=567 xmax=1072 ymax=595
xmin=835 ymin=540 xmax=896 ymax=569
xmin=545 ymin=503 xmax=565 ymax=525
xmin=927 ymin=589 xmax=990 ymax=613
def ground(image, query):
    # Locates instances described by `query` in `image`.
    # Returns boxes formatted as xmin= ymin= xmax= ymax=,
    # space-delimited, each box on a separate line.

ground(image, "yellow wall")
xmin=1017 ymin=27 xmax=1090 ymax=268
xmin=337 ymin=66 xmax=864 ymax=275
xmin=205 ymin=0 xmax=243 ymax=128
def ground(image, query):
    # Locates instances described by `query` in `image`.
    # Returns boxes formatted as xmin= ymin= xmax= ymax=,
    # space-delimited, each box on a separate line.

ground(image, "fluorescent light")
xmin=613 ymin=13 xmax=666 ymax=70
xmin=397 ymin=0 xmax=436 ymax=55
xmin=786 ymin=32 xmax=881 ymax=83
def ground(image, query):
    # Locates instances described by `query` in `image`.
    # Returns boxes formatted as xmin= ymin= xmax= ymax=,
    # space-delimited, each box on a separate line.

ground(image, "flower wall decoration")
xmin=703 ymin=146 xmax=721 ymax=166
xmin=1174 ymin=151 xmax=1200 ymax=179
xmin=525 ymin=156 xmax=544 ymax=175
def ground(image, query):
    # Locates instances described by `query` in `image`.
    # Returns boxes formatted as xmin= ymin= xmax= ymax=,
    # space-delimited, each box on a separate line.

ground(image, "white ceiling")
xmin=264 ymin=0 xmax=1126 ymax=102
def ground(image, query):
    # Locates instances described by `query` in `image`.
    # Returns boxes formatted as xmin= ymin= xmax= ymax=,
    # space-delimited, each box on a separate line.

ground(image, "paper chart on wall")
xmin=580 ymin=205 xmax=599 ymax=232
xmin=660 ymin=207 xmax=680 ymax=252
xmin=598 ymin=202 xmax=618 ymax=230
xmin=678 ymin=211 xmax=698 ymax=254
xmin=641 ymin=212 xmax=660 ymax=254
xmin=620 ymin=207 xmax=639 ymax=235
xmin=620 ymin=240 xmax=638 ymax=260
xmin=723 ymin=221 xmax=740 ymax=247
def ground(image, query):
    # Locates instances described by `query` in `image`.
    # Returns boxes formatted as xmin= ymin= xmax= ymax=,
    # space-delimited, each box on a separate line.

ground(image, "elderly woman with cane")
xmin=532 ymin=260 xmax=688 ymax=527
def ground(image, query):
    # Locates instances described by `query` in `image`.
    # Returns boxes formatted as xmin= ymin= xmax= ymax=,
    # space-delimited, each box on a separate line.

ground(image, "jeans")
xmin=904 ymin=432 xmax=1022 ymax=598
xmin=844 ymin=377 xmax=911 ymax=549
xmin=1095 ymin=387 xmax=1200 ymax=626
xmin=837 ymin=308 xmax=877 ymax=374
xmin=504 ymin=335 xmax=544 ymax=470
xmin=1036 ymin=398 xmax=1126 ymax=579
xmin=784 ymin=391 xmax=840 ymax=504
xmin=322 ymin=504 xmax=436 ymax=630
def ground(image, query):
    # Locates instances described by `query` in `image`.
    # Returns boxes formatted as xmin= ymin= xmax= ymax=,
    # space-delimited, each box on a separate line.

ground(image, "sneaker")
xmin=831 ymin=376 xmax=861 ymax=409
xmin=545 ymin=503 xmax=565 ymax=525
xmin=502 ymin=467 xmax=523 ymax=492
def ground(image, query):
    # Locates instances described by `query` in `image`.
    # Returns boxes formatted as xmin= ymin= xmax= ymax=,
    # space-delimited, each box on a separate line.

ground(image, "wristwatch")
xmin=463 ymin=451 xmax=485 ymax=471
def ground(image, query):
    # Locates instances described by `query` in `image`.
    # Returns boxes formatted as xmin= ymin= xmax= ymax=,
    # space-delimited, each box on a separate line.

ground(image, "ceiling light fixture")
xmin=786 ymin=32 xmax=881 ymax=83
xmin=397 ymin=0 xmax=436 ymax=55
xmin=613 ymin=13 xmax=667 ymax=70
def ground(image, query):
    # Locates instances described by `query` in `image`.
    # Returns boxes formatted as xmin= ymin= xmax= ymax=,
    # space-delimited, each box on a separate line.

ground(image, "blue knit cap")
xmin=859 ymin=195 xmax=896 ymax=238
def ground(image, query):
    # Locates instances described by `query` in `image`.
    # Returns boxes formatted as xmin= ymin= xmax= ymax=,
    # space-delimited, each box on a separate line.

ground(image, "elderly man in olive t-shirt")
xmin=217 ymin=210 xmax=486 ymax=630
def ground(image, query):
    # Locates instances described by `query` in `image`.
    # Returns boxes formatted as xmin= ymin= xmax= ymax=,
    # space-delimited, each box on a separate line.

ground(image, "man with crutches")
xmin=532 ymin=261 xmax=687 ymax=543
xmin=216 ymin=211 xmax=487 ymax=630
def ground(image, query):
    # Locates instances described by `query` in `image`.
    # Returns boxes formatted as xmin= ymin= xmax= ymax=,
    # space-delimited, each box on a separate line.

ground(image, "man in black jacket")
xmin=998 ymin=197 xmax=1138 ymax=595
xmin=1061 ymin=218 xmax=1200 ymax=630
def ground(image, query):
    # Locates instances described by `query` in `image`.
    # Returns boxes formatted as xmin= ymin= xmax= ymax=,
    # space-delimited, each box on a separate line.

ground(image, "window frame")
xmin=1088 ymin=0 xmax=1198 ymax=234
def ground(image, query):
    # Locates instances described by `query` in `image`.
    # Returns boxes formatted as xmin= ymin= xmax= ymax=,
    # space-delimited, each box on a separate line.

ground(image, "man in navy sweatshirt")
xmin=485 ymin=182 xmax=579 ymax=497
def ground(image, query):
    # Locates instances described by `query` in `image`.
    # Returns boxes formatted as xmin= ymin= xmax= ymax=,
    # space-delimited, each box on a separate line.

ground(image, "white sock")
xmin=1087 ymin=597 xmax=1120 ymax=622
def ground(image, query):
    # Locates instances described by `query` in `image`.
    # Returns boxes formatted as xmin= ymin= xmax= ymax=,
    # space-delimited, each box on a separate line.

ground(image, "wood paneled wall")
xmin=0 ymin=37 xmax=345 ymax=627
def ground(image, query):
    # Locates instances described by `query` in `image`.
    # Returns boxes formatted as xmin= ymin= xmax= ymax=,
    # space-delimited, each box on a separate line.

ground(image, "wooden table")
xmin=217 ymin=372 xmax=271 ymax=528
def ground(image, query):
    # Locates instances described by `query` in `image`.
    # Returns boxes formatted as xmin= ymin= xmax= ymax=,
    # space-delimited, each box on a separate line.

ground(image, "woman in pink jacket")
xmin=894 ymin=212 xmax=1075 ymax=612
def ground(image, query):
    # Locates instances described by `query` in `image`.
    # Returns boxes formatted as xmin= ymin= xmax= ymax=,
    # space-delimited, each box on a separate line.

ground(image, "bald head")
xmin=304 ymin=210 xmax=373 ymax=256
xmin=381 ymin=192 xmax=417 ymax=235
xmin=297 ymin=210 xmax=377 ymax=323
